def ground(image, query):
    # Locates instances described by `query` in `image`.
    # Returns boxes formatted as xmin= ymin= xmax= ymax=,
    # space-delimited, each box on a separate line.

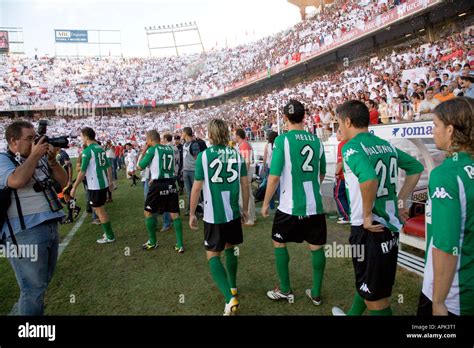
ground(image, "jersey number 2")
xmin=375 ymin=157 xmax=397 ymax=197
xmin=300 ymin=145 xmax=314 ymax=172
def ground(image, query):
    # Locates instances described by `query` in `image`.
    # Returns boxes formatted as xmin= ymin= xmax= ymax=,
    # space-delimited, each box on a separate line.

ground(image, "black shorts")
xmin=204 ymin=218 xmax=243 ymax=252
xmin=145 ymin=179 xmax=180 ymax=214
xmin=271 ymin=210 xmax=327 ymax=245
xmin=88 ymin=188 xmax=108 ymax=208
xmin=350 ymin=224 xmax=399 ymax=302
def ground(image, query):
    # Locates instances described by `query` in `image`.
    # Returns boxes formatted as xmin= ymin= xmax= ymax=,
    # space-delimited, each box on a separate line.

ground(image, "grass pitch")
xmin=0 ymin=167 xmax=422 ymax=316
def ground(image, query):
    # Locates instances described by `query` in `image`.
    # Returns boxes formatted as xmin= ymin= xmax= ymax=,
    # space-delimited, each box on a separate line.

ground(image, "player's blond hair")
xmin=208 ymin=119 xmax=229 ymax=146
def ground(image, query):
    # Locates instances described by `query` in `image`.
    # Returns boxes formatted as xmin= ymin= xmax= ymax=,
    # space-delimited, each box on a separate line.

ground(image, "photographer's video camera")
xmin=36 ymin=120 xmax=70 ymax=148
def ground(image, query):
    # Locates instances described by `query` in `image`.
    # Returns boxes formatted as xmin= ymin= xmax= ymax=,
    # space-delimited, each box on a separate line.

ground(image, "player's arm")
xmin=262 ymin=145 xmax=268 ymax=172
xmin=429 ymin=174 xmax=460 ymax=315
xmin=395 ymin=148 xmax=424 ymax=222
xmin=71 ymin=149 xmax=91 ymax=197
xmin=262 ymin=137 xmax=282 ymax=217
xmin=319 ymin=142 xmax=326 ymax=184
xmin=189 ymin=152 xmax=204 ymax=230
xmin=137 ymin=146 xmax=153 ymax=171
xmin=239 ymin=158 xmax=249 ymax=222
xmin=106 ymin=156 xmax=114 ymax=189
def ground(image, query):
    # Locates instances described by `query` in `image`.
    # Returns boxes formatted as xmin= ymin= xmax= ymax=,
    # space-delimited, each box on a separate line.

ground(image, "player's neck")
xmin=288 ymin=122 xmax=304 ymax=131
xmin=349 ymin=128 xmax=369 ymax=139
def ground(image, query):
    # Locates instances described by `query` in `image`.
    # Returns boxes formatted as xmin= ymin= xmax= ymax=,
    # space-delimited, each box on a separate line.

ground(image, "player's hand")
xmin=432 ymin=302 xmax=448 ymax=316
xmin=398 ymin=207 xmax=409 ymax=224
xmin=189 ymin=214 xmax=199 ymax=230
xmin=363 ymin=216 xmax=384 ymax=233
xmin=261 ymin=203 xmax=270 ymax=218
xmin=109 ymin=182 xmax=116 ymax=191
xmin=31 ymin=137 xmax=49 ymax=159
xmin=70 ymin=187 xmax=76 ymax=199
xmin=241 ymin=210 xmax=248 ymax=224
xmin=141 ymin=143 xmax=149 ymax=154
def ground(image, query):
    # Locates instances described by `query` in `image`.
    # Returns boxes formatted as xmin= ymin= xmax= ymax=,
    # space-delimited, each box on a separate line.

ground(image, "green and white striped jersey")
xmin=139 ymin=144 xmax=175 ymax=180
xmin=342 ymin=132 xmax=423 ymax=232
xmin=194 ymin=145 xmax=247 ymax=224
xmin=422 ymin=152 xmax=474 ymax=315
xmin=269 ymin=130 xmax=326 ymax=216
xmin=81 ymin=143 xmax=111 ymax=190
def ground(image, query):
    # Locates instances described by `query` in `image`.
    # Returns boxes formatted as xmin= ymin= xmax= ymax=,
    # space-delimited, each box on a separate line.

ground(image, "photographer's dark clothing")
xmin=0 ymin=153 xmax=64 ymax=235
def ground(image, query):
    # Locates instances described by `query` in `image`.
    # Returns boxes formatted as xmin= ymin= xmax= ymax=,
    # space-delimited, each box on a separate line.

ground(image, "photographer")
xmin=0 ymin=121 xmax=67 ymax=315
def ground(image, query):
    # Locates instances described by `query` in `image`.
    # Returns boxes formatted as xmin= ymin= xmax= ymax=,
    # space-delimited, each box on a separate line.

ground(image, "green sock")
xmin=225 ymin=247 xmax=238 ymax=289
xmin=209 ymin=256 xmax=233 ymax=303
xmin=274 ymin=247 xmax=290 ymax=293
xmin=145 ymin=216 xmax=157 ymax=245
xmin=101 ymin=221 xmax=115 ymax=240
xmin=347 ymin=292 xmax=367 ymax=316
xmin=370 ymin=307 xmax=392 ymax=316
xmin=311 ymin=248 xmax=326 ymax=298
xmin=173 ymin=217 xmax=183 ymax=248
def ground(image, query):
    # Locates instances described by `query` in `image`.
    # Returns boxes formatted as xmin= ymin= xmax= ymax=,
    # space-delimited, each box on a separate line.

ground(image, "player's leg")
xmin=267 ymin=210 xmax=296 ymax=301
xmin=170 ymin=212 xmax=184 ymax=253
xmin=204 ymin=222 xmax=238 ymax=315
xmin=333 ymin=225 xmax=366 ymax=316
xmin=143 ymin=210 xmax=158 ymax=249
xmin=90 ymin=189 xmax=115 ymax=243
xmin=223 ymin=218 xmax=244 ymax=297
xmin=169 ymin=181 xmax=184 ymax=252
xmin=225 ymin=244 xmax=238 ymax=296
xmin=143 ymin=181 xmax=159 ymax=249
xmin=304 ymin=214 xmax=327 ymax=305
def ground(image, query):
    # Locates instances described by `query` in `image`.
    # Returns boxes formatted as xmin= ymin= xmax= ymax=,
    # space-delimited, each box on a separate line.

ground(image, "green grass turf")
xmin=0 ymin=164 xmax=423 ymax=315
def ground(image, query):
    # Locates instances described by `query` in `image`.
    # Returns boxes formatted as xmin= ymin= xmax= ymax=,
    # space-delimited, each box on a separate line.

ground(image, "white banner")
xmin=402 ymin=67 xmax=428 ymax=83
xmin=369 ymin=121 xmax=433 ymax=139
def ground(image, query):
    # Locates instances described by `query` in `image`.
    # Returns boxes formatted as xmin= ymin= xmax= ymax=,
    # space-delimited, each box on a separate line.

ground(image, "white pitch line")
xmin=9 ymin=212 xmax=87 ymax=315
xmin=58 ymin=211 xmax=87 ymax=258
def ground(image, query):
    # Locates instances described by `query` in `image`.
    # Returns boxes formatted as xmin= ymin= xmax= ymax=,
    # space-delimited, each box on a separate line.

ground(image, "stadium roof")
xmin=287 ymin=0 xmax=334 ymax=19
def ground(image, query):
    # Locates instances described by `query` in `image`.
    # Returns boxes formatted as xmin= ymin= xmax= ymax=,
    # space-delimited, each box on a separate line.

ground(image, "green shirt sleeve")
xmin=343 ymin=142 xmax=377 ymax=183
xmin=429 ymin=171 xmax=461 ymax=255
xmin=269 ymin=136 xmax=284 ymax=177
xmin=80 ymin=148 xmax=91 ymax=173
xmin=139 ymin=146 xmax=155 ymax=169
xmin=319 ymin=141 xmax=326 ymax=176
xmin=396 ymin=148 xmax=424 ymax=175
xmin=194 ymin=152 xmax=204 ymax=181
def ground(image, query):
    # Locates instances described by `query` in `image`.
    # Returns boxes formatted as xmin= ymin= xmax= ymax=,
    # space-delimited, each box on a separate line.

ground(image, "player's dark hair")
xmin=235 ymin=129 xmax=246 ymax=140
xmin=335 ymin=100 xmax=369 ymax=129
xmin=81 ymin=127 xmax=96 ymax=141
xmin=146 ymin=130 xmax=160 ymax=143
xmin=183 ymin=127 xmax=193 ymax=137
xmin=283 ymin=99 xmax=305 ymax=124
xmin=163 ymin=133 xmax=173 ymax=142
